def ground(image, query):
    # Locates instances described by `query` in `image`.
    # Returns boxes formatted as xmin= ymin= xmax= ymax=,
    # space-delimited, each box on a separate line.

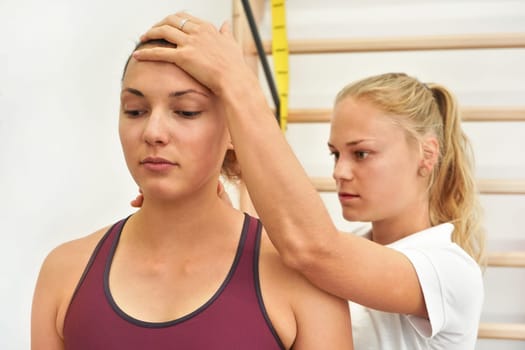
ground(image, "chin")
xmin=342 ymin=210 xmax=359 ymax=221
xmin=342 ymin=209 xmax=371 ymax=223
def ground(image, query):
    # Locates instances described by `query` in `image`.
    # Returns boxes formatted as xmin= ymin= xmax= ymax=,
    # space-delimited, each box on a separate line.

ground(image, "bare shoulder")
xmin=258 ymin=229 xmax=332 ymax=299
xmin=32 ymin=224 xmax=113 ymax=347
xmin=258 ymin=229 xmax=353 ymax=349
xmin=39 ymin=226 xmax=110 ymax=284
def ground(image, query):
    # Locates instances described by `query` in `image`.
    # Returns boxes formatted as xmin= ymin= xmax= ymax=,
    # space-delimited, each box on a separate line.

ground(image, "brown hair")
xmin=122 ymin=39 xmax=241 ymax=182
xmin=336 ymin=73 xmax=486 ymax=266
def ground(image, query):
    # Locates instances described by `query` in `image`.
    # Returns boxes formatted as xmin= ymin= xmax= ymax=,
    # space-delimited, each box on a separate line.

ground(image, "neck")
xmin=371 ymin=198 xmax=431 ymax=245
xmin=125 ymin=187 xmax=242 ymax=253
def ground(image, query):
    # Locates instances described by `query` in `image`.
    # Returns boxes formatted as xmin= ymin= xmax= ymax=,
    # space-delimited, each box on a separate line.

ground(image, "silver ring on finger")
xmin=179 ymin=18 xmax=190 ymax=31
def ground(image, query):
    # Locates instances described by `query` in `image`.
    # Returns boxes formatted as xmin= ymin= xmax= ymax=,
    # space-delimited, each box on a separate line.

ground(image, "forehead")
xmin=122 ymin=57 xmax=205 ymax=93
xmin=332 ymin=98 xmax=388 ymax=128
xmin=330 ymin=97 xmax=405 ymax=141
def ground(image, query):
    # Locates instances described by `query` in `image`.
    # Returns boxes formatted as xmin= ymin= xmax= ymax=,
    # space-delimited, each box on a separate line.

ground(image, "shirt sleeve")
xmin=395 ymin=245 xmax=483 ymax=339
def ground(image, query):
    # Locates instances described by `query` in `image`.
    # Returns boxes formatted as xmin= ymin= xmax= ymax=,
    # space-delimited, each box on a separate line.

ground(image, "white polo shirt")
xmin=350 ymin=223 xmax=484 ymax=350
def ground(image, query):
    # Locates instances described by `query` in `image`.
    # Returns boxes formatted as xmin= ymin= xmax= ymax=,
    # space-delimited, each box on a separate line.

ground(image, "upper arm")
xmin=31 ymin=249 xmax=66 ymax=350
xmin=295 ymin=232 xmax=427 ymax=317
xmin=31 ymin=230 xmax=105 ymax=350
xmin=290 ymin=274 xmax=353 ymax=350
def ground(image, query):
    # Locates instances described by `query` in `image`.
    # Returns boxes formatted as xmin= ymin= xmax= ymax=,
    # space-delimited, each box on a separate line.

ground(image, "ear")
xmin=418 ymin=136 xmax=439 ymax=176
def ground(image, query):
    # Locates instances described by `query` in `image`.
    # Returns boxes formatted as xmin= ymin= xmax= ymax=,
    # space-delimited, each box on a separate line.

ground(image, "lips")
xmin=338 ymin=192 xmax=359 ymax=198
xmin=140 ymin=156 xmax=178 ymax=172
xmin=338 ymin=192 xmax=360 ymax=202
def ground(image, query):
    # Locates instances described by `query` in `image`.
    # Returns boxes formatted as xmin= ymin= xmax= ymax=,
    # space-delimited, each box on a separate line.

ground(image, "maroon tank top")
xmin=63 ymin=214 xmax=286 ymax=349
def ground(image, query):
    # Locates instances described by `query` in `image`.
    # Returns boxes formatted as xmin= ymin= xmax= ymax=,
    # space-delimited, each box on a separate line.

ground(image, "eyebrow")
xmin=169 ymin=89 xmax=210 ymax=98
xmin=327 ymin=139 xmax=371 ymax=148
xmin=121 ymin=88 xmax=209 ymax=98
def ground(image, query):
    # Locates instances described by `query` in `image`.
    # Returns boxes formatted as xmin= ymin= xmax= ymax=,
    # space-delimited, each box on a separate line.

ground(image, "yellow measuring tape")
xmin=270 ymin=0 xmax=289 ymax=132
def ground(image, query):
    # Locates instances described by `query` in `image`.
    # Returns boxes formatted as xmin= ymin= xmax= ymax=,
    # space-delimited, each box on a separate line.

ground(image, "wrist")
xmin=216 ymin=66 xmax=259 ymax=97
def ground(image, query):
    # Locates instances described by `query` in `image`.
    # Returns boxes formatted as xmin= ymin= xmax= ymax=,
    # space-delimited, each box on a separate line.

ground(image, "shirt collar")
xmin=387 ymin=223 xmax=454 ymax=249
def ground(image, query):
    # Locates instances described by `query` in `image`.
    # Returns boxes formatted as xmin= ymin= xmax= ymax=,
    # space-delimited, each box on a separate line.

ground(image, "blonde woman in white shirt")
xmin=133 ymin=13 xmax=486 ymax=349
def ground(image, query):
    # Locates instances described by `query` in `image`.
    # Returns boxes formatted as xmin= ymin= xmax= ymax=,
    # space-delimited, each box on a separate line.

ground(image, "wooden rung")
xmin=310 ymin=177 xmax=525 ymax=195
xmin=260 ymin=33 xmax=525 ymax=54
xmin=478 ymin=179 xmax=525 ymax=195
xmin=478 ymin=322 xmax=525 ymax=340
xmin=287 ymin=107 xmax=525 ymax=123
xmin=463 ymin=107 xmax=525 ymax=122
xmin=288 ymin=109 xmax=330 ymax=123
xmin=488 ymin=252 xmax=525 ymax=267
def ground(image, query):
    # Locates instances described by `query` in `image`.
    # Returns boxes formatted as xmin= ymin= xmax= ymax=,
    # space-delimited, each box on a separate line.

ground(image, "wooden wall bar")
xmin=259 ymin=33 xmax=525 ymax=54
xmin=287 ymin=107 xmax=525 ymax=123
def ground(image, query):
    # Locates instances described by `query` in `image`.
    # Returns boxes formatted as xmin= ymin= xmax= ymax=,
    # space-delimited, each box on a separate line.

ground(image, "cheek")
xmin=118 ymin=120 xmax=142 ymax=164
xmin=181 ymin=124 xmax=229 ymax=161
xmin=364 ymin=157 xmax=419 ymax=208
xmin=119 ymin=123 xmax=131 ymax=147
xmin=358 ymin=157 xmax=402 ymax=191
xmin=118 ymin=121 xmax=129 ymax=153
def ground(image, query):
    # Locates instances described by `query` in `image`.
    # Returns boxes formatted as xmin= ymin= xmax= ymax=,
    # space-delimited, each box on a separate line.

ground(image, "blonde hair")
xmin=335 ymin=73 xmax=486 ymax=266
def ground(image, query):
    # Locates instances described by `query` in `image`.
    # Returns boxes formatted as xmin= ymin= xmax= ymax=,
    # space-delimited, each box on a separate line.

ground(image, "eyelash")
xmin=329 ymin=150 xmax=370 ymax=161
xmin=355 ymin=151 xmax=369 ymax=160
xmin=123 ymin=110 xmax=202 ymax=119
xmin=124 ymin=110 xmax=146 ymax=118
xmin=329 ymin=151 xmax=340 ymax=160
xmin=176 ymin=110 xmax=202 ymax=118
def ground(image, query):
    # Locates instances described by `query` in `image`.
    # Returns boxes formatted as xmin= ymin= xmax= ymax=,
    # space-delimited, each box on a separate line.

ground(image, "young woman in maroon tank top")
xmin=30 ymin=34 xmax=353 ymax=349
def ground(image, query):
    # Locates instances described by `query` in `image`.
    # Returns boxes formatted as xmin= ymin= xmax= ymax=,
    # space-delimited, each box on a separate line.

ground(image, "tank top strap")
xmin=64 ymin=217 xmax=127 ymax=323
xmin=242 ymin=213 xmax=262 ymax=261
xmin=227 ymin=213 xmax=261 ymax=286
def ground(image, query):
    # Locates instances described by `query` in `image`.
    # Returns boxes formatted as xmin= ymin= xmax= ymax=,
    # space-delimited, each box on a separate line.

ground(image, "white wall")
xmin=2 ymin=0 xmax=524 ymax=349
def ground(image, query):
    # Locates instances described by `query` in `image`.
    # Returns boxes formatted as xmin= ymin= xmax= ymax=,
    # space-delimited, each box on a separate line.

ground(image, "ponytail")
xmin=428 ymin=84 xmax=486 ymax=266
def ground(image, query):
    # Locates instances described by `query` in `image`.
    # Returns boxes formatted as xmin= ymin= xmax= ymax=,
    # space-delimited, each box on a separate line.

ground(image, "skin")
xmin=131 ymin=12 xmax=441 ymax=319
xmin=31 ymin=49 xmax=352 ymax=350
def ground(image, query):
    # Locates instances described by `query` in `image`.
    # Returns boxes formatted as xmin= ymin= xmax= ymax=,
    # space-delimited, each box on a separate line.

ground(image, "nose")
xmin=332 ymin=156 xmax=354 ymax=183
xmin=143 ymin=108 xmax=170 ymax=146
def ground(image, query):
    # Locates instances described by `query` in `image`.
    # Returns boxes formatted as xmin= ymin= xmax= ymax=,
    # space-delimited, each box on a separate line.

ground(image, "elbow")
xmin=279 ymin=235 xmax=331 ymax=274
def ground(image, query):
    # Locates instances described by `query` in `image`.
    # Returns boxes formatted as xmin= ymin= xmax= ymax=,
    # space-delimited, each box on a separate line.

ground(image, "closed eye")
xmin=124 ymin=110 xmax=146 ymax=118
xmin=176 ymin=110 xmax=202 ymax=118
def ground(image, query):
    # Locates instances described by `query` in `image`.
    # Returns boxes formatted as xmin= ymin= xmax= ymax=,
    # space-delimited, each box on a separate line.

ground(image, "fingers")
xmin=174 ymin=12 xmax=205 ymax=26
xmin=130 ymin=195 xmax=144 ymax=208
xmin=139 ymin=12 xmax=213 ymax=49
xmin=219 ymin=20 xmax=232 ymax=36
xmin=136 ymin=12 xmax=222 ymax=64
xmin=159 ymin=12 xmax=205 ymax=27
xmin=132 ymin=46 xmax=179 ymax=64
xmin=130 ymin=188 xmax=144 ymax=208
xmin=217 ymin=181 xmax=225 ymax=196
xmin=147 ymin=12 xmax=209 ymax=37
xmin=139 ymin=24 xmax=184 ymax=46
xmin=151 ymin=12 xmax=192 ymax=28
xmin=217 ymin=181 xmax=233 ymax=207
xmin=135 ymin=20 xmax=186 ymax=63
